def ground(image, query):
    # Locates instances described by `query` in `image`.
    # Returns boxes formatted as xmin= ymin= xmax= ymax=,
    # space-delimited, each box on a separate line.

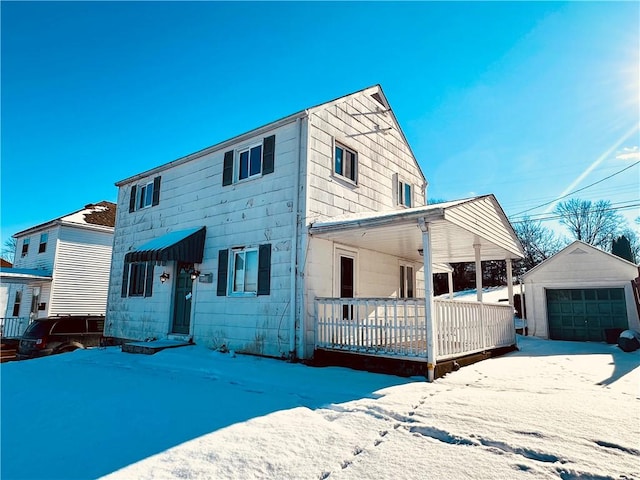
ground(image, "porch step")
xmin=122 ymin=339 xmax=193 ymax=355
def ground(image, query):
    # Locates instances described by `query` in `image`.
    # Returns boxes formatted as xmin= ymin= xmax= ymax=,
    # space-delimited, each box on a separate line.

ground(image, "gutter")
xmin=309 ymin=208 xmax=445 ymax=235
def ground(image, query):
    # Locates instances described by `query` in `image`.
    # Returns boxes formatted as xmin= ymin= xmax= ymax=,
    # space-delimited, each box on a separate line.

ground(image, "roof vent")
xmin=370 ymin=92 xmax=385 ymax=107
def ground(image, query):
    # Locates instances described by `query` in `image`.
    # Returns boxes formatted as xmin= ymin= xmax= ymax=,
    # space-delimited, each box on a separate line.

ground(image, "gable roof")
xmin=116 ymin=84 xmax=425 ymax=187
xmin=13 ymin=201 xmax=117 ymax=238
xmin=522 ymin=240 xmax=639 ymax=279
xmin=309 ymin=194 xmax=524 ymax=263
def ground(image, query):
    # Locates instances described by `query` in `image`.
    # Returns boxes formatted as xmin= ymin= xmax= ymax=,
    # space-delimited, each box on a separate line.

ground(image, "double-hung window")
xmin=137 ymin=181 xmax=154 ymax=209
xmin=21 ymin=238 xmax=30 ymax=257
xmin=399 ymin=263 xmax=415 ymax=298
xmin=334 ymin=142 xmax=357 ymax=183
xmin=232 ymin=249 xmax=258 ymax=293
xmin=39 ymin=233 xmax=48 ymax=253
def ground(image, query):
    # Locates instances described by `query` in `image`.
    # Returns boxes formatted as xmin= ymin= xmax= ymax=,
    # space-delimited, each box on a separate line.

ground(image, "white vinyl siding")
xmin=48 ymin=227 xmax=113 ymax=316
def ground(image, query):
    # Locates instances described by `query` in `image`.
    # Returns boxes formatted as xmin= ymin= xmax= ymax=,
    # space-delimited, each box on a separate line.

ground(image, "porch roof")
xmin=309 ymin=195 xmax=524 ymax=263
xmin=0 ymin=267 xmax=53 ymax=281
xmin=125 ymin=227 xmax=206 ymax=264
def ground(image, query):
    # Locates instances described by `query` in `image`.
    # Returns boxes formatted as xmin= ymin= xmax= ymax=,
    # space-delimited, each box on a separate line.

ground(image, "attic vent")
xmin=371 ymin=92 xmax=385 ymax=107
xmin=569 ymin=248 xmax=588 ymax=255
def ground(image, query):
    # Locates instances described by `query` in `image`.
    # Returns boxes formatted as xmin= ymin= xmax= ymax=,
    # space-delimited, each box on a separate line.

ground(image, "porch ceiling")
xmin=308 ymin=195 xmax=524 ymax=264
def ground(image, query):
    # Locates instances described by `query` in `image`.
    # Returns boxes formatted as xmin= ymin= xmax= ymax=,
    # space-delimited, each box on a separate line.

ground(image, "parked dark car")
xmin=17 ymin=316 xmax=106 ymax=360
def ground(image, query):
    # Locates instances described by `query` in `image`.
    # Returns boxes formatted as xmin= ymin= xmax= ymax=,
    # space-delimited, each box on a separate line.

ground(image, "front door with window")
xmin=337 ymin=252 xmax=355 ymax=320
xmin=172 ymin=264 xmax=192 ymax=334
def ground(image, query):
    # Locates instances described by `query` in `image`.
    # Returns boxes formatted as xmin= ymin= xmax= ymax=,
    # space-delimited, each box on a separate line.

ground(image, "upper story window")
xmin=21 ymin=238 xmax=30 ymax=257
xmin=394 ymin=174 xmax=413 ymax=208
xmin=38 ymin=233 xmax=48 ymax=254
xmin=238 ymin=144 xmax=263 ymax=181
xmin=334 ymin=141 xmax=357 ymax=183
xmin=129 ymin=176 xmax=161 ymax=213
xmin=222 ymin=135 xmax=275 ymax=186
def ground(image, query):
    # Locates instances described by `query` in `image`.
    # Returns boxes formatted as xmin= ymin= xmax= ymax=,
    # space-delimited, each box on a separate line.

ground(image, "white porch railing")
xmin=314 ymin=298 xmax=515 ymax=361
xmin=315 ymin=298 xmax=427 ymax=357
xmin=434 ymin=300 xmax=516 ymax=361
xmin=0 ymin=317 xmax=32 ymax=339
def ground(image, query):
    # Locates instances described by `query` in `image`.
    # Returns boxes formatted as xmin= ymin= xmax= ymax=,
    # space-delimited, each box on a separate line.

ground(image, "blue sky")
xmin=2 ymin=1 xmax=638 ymax=251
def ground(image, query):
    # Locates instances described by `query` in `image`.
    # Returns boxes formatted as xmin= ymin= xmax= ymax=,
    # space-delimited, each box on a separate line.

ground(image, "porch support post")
xmin=419 ymin=218 xmax=436 ymax=382
xmin=447 ymin=270 xmax=454 ymax=299
xmin=474 ymin=243 xmax=483 ymax=302
xmin=506 ymin=258 xmax=514 ymax=306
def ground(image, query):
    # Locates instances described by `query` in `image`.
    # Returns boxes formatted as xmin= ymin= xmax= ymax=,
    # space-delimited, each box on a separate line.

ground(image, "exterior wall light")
xmin=190 ymin=269 xmax=201 ymax=281
xmin=160 ymin=272 xmax=170 ymax=283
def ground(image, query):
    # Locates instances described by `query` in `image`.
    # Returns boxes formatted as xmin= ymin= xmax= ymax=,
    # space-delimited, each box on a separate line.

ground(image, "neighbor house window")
xmin=399 ymin=264 xmax=415 ymax=298
xmin=121 ymin=262 xmax=154 ymax=298
xmin=12 ymin=291 xmax=22 ymax=316
xmin=222 ymin=135 xmax=276 ymax=186
xmin=21 ymin=238 xmax=30 ymax=257
xmin=232 ymin=249 xmax=258 ymax=293
xmin=217 ymin=244 xmax=272 ymax=296
xmin=38 ymin=233 xmax=48 ymax=253
xmin=129 ymin=176 xmax=161 ymax=213
xmin=334 ymin=142 xmax=357 ymax=183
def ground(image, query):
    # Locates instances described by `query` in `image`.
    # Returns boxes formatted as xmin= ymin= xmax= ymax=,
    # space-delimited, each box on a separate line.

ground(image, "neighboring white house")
xmin=522 ymin=240 xmax=640 ymax=342
xmin=0 ymin=202 xmax=116 ymax=337
xmin=106 ymin=85 xmax=524 ymax=377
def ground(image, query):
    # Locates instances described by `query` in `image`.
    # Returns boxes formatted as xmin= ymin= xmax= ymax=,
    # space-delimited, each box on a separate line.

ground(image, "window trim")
xmin=230 ymin=248 xmax=259 ymax=296
xmin=136 ymin=181 xmax=154 ymax=210
xmin=38 ymin=233 xmax=48 ymax=254
xmin=236 ymin=143 xmax=264 ymax=182
xmin=399 ymin=261 xmax=415 ymax=299
xmin=394 ymin=174 xmax=413 ymax=208
xmin=123 ymin=261 xmax=154 ymax=298
xmin=333 ymin=139 xmax=358 ymax=185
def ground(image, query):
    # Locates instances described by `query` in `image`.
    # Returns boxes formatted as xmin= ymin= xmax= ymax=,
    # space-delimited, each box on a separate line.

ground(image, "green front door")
xmin=172 ymin=265 xmax=192 ymax=335
xmin=546 ymin=288 xmax=628 ymax=341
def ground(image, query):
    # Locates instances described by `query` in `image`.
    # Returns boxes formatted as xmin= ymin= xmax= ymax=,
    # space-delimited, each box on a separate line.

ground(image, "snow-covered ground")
xmin=2 ymin=336 xmax=638 ymax=480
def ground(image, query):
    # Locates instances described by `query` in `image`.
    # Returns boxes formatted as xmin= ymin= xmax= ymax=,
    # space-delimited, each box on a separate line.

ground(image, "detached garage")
xmin=523 ymin=240 xmax=639 ymax=342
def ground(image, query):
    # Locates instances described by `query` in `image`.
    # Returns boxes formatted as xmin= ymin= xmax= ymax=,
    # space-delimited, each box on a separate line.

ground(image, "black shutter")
xmin=152 ymin=176 xmax=161 ymax=206
xmin=262 ymin=135 xmax=275 ymax=175
xmin=222 ymin=150 xmax=234 ymax=186
xmin=144 ymin=262 xmax=154 ymax=297
xmin=217 ymin=249 xmax=229 ymax=296
xmin=121 ymin=263 xmax=130 ymax=297
xmin=257 ymin=243 xmax=271 ymax=296
xmin=129 ymin=185 xmax=137 ymax=213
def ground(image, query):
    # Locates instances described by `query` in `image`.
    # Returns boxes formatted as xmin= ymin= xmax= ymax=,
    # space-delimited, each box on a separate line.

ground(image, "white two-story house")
xmin=1 ymin=202 xmax=116 ymax=337
xmin=107 ymin=85 xmax=523 ymax=378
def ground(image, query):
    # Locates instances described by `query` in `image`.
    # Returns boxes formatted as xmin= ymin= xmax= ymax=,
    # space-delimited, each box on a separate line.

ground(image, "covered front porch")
xmin=308 ymin=195 xmax=524 ymax=380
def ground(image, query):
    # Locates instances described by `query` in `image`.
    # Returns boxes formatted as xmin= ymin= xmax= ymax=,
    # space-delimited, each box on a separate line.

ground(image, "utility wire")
xmin=512 ymin=200 xmax=640 ymax=221
xmin=510 ymin=203 xmax=640 ymax=224
xmin=510 ymin=160 xmax=640 ymax=217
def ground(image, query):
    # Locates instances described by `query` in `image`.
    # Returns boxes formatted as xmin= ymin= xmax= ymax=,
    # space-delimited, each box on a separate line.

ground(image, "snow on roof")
xmin=13 ymin=201 xmax=116 ymax=238
xmin=0 ymin=267 xmax=53 ymax=279
xmin=132 ymin=227 xmax=204 ymax=252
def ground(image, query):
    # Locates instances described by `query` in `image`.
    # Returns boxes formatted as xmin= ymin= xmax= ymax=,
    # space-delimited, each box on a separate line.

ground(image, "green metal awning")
xmin=125 ymin=227 xmax=206 ymax=264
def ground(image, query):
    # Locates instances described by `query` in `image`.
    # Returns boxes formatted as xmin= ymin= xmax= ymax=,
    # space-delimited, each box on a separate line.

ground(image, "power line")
xmin=511 ymin=200 xmax=640 ymax=221
xmin=510 ymin=160 xmax=640 ymax=217
xmin=510 ymin=203 xmax=640 ymax=224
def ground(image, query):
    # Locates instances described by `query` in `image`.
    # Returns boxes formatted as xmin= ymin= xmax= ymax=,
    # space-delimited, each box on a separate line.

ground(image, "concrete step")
xmin=122 ymin=339 xmax=193 ymax=355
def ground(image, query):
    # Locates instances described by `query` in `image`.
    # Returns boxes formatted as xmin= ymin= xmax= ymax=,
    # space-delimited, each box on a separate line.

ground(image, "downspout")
xmin=289 ymin=116 xmax=303 ymax=359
